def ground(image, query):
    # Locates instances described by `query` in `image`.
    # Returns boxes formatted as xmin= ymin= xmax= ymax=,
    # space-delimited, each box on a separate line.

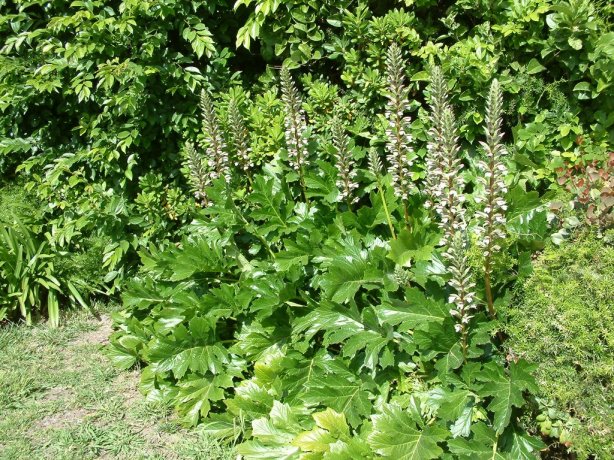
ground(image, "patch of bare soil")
xmin=35 ymin=408 xmax=90 ymax=430
xmin=70 ymin=315 xmax=113 ymax=346
xmin=113 ymin=370 xmax=142 ymax=408
xmin=41 ymin=386 xmax=72 ymax=403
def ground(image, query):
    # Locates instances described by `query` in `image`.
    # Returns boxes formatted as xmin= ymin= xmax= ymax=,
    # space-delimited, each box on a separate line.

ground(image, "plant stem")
xmin=403 ymin=200 xmax=411 ymax=232
xmin=377 ymin=178 xmax=396 ymax=240
xmin=461 ymin=328 xmax=468 ymax=364
xmin=484 ymin=259 xmax=496 ymax=318
xmin=298 ymin=166 xmax=310 ymax=209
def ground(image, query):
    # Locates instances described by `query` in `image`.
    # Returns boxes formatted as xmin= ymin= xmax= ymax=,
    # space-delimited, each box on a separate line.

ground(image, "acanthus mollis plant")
xmin=475 ymin=79 xmax=508 ymax=318
xmin=445 ymin=232 xmax=477 ymax=360
xmin=384 ymin=43 xmax=415 ymax=226
xmin=423 ymin=66 xmax=476 ymax=352
xmin=109 ymin=65 xmax=546 ymax=460
xmin=280 ymin=66 xmax=310 ymax=203
xmin=183 ymin=141 xmax=210 ymax=206
xmin=200 ymin=90 xmax=230 ymax=183
xmin=424 ymin=65 xmax=451 ymax=207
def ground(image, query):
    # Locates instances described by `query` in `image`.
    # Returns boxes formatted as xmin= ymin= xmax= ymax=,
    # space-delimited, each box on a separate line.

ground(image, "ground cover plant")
xmin=503 ymin=231 xmax=614 ymax=458
xmin=1 ymin=1 xmax=613 ymax=459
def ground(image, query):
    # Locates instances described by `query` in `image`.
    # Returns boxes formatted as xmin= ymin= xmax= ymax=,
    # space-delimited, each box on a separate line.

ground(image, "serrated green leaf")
xmin=301 ymin=374 xmax=372 ymax=428
xmin=313 ymin=408 xmax=350 ymax=439
xmin=379 ymin=287 xmax=448 ymax=332
xmin=388 ymin=228 xmax=438 ymax=267
xmin=237 ymin=441 xmax=300 ymax=460
xmin=477 ymin=360 xmax=538 ymax=433
xmin=147 ymin=340 xmax=229 ymax=378
xmin=293 ymin=428 xmax=336 ymax=452
xmin=176 ymin=375 xmax=230 ymax=426
xmin=369 ymin=404 xmax=448 ymax=459
xmin=316 ymin=236 xmax=383 ymax=303
xmin=500 ymin=425 xmax=546 ymax=460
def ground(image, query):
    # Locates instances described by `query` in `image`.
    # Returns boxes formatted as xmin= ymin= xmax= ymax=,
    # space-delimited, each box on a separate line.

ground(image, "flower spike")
xmin=200 ymin=90 xmax=230 ymax=182
xmin=475 ymin=79 xmax=509 ymax=318
xmin=280 ymin=67 xmax=309 ymax=202
xmin=384 ymin=43 xmax=414 ymax=207
xmin=228 ymin=96 xmax=253 ymax=184
xmin=331 ymin=117 xmax=358 ymax=206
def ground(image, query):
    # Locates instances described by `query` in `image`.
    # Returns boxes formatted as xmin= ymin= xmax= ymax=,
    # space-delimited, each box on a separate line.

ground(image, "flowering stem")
xmin=377 ymin=177 xmax=396 ymax=240
xmin=484 ymin=260 xmax=495 ymax=318
xmin=456 ymin=279 xmax=470 ymax=363
xmin=298 ymin=167 xmax=309 ymax=208
xmin=403 ymin=201 xmax=411 ymax=230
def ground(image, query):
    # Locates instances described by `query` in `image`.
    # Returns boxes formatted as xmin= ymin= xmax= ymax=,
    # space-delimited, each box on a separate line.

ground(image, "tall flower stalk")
xmin=384 ymin=43 xmax=414 ymax=226
xmin=331 ymin=117 xmax=358 ymax=208
xmin=425 ymin=67 xmax=467 ymax=247
xmin=424 ymin=65 xmax=451 ymax=204
xmin=369 ymin=148 xmax=396 ymax=239
xmin=280 ymin=66 xmax=309 ymax=204
xmin=475 ymin=79 xmax=508 ymax=318
xmin=445 ymin=233 xmax=477 ymax=361
xmin=228 ymin=96 xmax=253 ymax=187
xmin=425 ymin=67 xmax=473 ymax=348
xmin=183 ymin=141 xmax=209 ymax=206
xmin=200 ymin=90 xmax=230 ymax=182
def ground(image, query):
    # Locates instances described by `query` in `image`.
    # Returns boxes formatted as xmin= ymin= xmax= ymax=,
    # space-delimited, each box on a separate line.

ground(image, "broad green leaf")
xmin=147 ymin=340 xmax=230 ymax=378
xmin=176 ymin=375 xmax=231 ymax=426
xmin=301 ymin=374 xmax=372 ymax=428
xmin=526 ymin=58 xmax=545 ymax=74
xmin=447 ymin=437 xmax=507 ymax=459
xmin=316 ymin=236 xmax=383 ymax=303
xmin=477 ymin=360 xmax=538 ymax=433
xmin=237 ymin=441 xmax=300 ymax=460
xmin=293 ymin=301 xmax=393 ymax=370
xmin=248 ymin=175 xmax=292 ymax=236
xmin=378 ymin=287 xmax=448 ymax=332
xmin=500 ymin=425 xmax=546 ymax=459
xmin=226 ymin=380 xmax=275 ymax=418
xmin=388 ymin=228 xmax=438 ymax=267
xmin=293 ymin=428 xmax=336 ymax=452
xmin=313 ymin=408 xmax=350 ymax=439
xmin=369 ymin=404 xmax=448 ymax=459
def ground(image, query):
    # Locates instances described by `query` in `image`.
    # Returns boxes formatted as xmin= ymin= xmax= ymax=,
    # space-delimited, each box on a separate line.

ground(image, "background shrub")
xmin=503 ymin=231 xmax=614 ymax=458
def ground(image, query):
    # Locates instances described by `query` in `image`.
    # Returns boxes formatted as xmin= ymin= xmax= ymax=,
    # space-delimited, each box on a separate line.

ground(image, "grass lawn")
xmin=0 ymin=304 xmax=235 ymax=460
